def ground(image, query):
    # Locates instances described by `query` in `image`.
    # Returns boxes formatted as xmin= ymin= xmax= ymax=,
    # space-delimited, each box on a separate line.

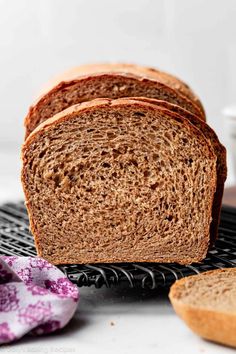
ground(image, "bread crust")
xmin=24 ymin=68 xmax=205 ymax=138
xmin=169 ymin=269 xmax=236 ymax=348
xmin=22 ymin=98 xmax=217 ymax=265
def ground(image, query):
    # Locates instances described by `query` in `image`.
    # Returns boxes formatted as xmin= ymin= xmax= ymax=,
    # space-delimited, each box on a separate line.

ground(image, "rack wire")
xmin=0 ymin=201 xmax=236 ymax=289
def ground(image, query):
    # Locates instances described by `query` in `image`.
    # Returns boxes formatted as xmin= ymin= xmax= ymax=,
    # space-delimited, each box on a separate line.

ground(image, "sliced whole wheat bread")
xmin=24 ymin=63 xmax=205 ymax=138
xmin=21 ymin=98 xmax=217 ymax=265
xmin=169 ymin=268 xmax=236 ymax=348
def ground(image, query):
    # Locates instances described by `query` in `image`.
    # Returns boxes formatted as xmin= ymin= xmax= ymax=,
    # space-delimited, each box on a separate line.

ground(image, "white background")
xmin=0 ymin=0 xmax=236 ymax=145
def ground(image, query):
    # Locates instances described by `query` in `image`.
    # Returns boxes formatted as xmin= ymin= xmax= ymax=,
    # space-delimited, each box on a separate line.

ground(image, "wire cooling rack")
xmin=0 ymin=201 xmax=236 ymax=289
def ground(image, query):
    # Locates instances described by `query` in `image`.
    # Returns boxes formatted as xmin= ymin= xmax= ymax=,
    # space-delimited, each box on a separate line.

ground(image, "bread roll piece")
xmin=169 ymin=268 xmax=236 ymax=348
xmin=22 ymin=98 xmax=217 ymax=265
xmin=24 ymin=63 xmax=205 ymax=138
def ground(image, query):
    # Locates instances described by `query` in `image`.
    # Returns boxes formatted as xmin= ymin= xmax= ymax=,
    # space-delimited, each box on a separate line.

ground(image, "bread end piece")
xmin=169 ymin=269 xmax=236 ymax=348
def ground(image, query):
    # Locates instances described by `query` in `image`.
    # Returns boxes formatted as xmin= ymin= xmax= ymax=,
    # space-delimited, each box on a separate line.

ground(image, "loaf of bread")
xmin=169 ymin=269 xmax=236 ymax=348
xmin=24 ymin=63 xmax=205 ymax=138
xmin=22 ymin=98 xmax=217 ymax=265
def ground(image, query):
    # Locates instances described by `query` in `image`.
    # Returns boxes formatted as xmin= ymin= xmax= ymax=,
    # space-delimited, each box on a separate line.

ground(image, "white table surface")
xmin=0 ymin=147 xmax=234 ymax=354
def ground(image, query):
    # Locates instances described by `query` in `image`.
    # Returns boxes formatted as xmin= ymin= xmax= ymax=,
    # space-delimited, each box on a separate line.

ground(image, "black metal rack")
xmin=0 ymin=201 xmax=236 ymax=289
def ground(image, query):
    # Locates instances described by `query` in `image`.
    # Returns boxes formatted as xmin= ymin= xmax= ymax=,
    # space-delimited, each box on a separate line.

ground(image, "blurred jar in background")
xmin=223 ymin=106 xmax=236 ymax=186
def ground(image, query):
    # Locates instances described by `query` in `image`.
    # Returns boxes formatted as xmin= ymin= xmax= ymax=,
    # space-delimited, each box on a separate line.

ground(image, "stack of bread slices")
xmin=21 ymin=63 xmax=227 ymax=265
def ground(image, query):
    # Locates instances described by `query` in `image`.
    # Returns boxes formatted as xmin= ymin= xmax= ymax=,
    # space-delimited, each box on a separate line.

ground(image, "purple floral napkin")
xmin=0 ymin=256 xmax=79 ymax=344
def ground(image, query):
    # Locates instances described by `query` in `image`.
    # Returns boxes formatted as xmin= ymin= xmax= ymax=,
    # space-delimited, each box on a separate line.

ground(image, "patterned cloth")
xmin=0 ymin=256 xmax=79 ymax=344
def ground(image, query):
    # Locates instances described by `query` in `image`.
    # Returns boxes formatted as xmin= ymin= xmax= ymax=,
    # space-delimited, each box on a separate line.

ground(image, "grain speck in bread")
xmin=169 ymin=268 xmax=236 ymax=348
xmin=21 ymin=98 xmax=217 ymax=265
xmin=24 ymin=63 xmax=205 ymax=138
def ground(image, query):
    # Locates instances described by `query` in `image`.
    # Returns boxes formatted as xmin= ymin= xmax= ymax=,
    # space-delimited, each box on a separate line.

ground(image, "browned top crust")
xmin=25 ymin=97 xmax=206 ymax=145
xmin=24 ymin=64 xmax=205 ymax=138
xmin=37 ymin=63 xmax=204 ymax=109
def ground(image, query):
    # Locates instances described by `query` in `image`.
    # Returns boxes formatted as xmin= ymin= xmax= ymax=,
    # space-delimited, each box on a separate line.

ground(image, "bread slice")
xmin=125 ymin=97 xmax=227 ymax=245
xmin=169 ymin=268 xmax=236 ymax=348
xmin=38 ymin=63 xmax=205 ymax=114
xmin=21 ymin=98 xmax=217 ymax=265
xmin=24 ymin=63 xmax=205 ymax=138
